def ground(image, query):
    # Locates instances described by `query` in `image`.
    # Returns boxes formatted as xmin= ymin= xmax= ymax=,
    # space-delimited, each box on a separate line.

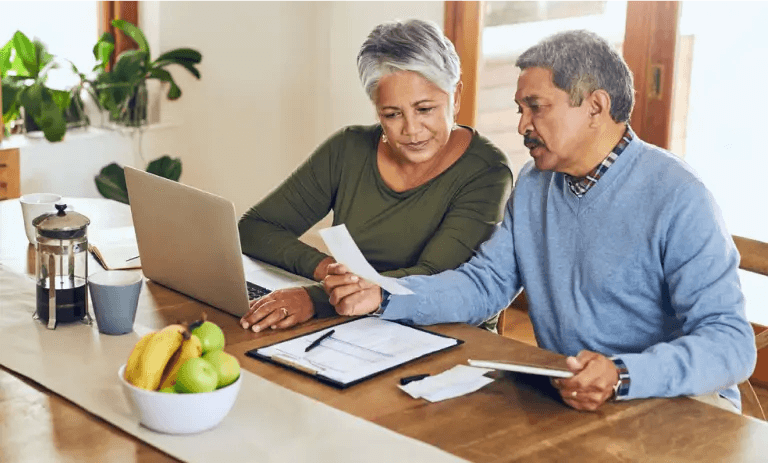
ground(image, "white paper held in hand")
xmin=318 ymin=224 xmax=413 ymax=295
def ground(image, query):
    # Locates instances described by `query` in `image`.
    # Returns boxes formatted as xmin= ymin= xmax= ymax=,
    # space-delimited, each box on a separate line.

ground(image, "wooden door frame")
xmin=444 ymin=1 xmax=483 ymax=128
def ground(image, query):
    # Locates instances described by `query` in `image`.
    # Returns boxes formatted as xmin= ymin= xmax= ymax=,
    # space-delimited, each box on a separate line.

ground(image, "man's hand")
xmin=552 ymin=350 xmax=619 ymax=411
xmin=323 ymin=263 xmax=382 ymax=316
xmin=240 ymin=287 xmax=315 ymax=332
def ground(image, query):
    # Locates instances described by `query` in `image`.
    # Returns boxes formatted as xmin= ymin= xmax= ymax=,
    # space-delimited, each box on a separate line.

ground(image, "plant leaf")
xmin=19 ymin=84 xmax=66 ymax=142
xmin=92 ymin=32 xmax=115 ymax=71
xmin=147 ymin=68 xmax=181 ymax=99
xmin=154 ymin=48 xmax=202 ymax=64
xmin=112 ymin=49 xmax=147 ymax=82
xmin=2 ymin=81 xmax=21 ymax=121
xmin=95 ymin=163 xmax=130 ymax=204
xmin=111 ymin=19 xmax=150 ymax=56
xmin=147 ymin=155 xmax=182 ymax=181
xmin=49 ymin=88 xmax=71 ymax=111
xmin=153 ymin=59 xmax=200 ymax=79
xmin=0 ymin=40 xmax=12 ymax=76
xmin=11 ymin=31 xmax=37 ymax=76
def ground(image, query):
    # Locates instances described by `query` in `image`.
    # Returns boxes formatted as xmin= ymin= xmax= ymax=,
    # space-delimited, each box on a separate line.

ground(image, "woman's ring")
xmin=571 ymin=390 xmax=578 ymax=398
xmin=280 ymin=307 xmax=288 ymax=318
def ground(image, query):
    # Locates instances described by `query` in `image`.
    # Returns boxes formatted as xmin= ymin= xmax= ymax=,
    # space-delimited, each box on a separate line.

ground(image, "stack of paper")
xmin=399 ymin=365 xmax=494 ymax=402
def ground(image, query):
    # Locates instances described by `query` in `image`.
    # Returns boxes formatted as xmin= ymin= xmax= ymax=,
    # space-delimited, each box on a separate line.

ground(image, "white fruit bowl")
xmin=118 ymin=364 xmax=242 ymax=434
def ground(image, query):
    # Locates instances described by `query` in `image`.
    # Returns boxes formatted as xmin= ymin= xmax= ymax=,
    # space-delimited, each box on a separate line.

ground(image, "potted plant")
xmin=91 ymin=19 xmax=201 ymax=203
xmin=90 ymin=19 xmax=202 ymax=127
xmin=1 ymin=31 xmax=88 ymax=142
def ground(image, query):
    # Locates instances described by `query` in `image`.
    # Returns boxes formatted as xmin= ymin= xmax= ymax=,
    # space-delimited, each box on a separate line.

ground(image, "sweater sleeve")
xmin=382 ymin=164 xmax=513 ymax=279
xmin=617 ymin=182 xmax=756 ymax=401
xmin=238 ymin=129 xmax=344 ymax=280
xmin=381 ymin=198 xmax=523 ymax=325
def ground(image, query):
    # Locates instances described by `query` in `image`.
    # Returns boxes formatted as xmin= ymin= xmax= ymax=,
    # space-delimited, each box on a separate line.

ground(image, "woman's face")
xmin=375 ymin=70 xmax=459 ymax=165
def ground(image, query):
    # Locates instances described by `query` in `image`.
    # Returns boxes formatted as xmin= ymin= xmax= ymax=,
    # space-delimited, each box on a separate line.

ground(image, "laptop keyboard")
xmin=247 ymin=281 xmax=271 ymax=301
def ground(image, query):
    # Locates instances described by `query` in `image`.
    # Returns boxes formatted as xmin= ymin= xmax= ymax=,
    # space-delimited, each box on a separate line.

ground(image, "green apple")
xmin=175 ymin=357 xmax=218 ymax=393
xmin=202 ymin=350 xmax=241 ymax=389
xmin=191 ymin=321 xmax=225 ymax=354
xmin=159 ymin=386 xmax=176 ymax=393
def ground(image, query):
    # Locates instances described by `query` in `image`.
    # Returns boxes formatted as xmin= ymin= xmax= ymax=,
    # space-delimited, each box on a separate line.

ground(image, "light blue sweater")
xmin=381 ymin=135 xmax=756 ymax=406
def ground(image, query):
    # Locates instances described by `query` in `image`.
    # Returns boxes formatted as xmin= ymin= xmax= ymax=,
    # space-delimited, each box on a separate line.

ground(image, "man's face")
xmin=515 ymin=67 xmax=593 ymax=175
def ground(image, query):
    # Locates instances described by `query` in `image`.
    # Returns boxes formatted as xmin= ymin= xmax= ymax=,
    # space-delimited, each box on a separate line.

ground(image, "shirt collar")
xmin=566 ymin=125 xmax=634 ymax=197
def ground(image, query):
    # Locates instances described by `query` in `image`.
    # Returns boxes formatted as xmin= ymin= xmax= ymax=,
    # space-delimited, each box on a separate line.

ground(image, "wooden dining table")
xmin=2 ymin=197 xmax=768 ymax=463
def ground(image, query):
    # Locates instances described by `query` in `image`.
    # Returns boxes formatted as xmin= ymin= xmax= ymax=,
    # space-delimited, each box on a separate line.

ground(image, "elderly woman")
xmin=238 ymin=19 xmax=513 ymax=333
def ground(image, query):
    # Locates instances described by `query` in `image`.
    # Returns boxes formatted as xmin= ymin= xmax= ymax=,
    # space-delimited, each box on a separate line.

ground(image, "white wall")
xmin=145 ymin=1 xmax=443 ymax=215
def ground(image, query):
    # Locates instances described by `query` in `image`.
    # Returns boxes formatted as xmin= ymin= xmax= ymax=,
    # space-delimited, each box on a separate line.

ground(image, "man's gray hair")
xmin=516 ymin=30 xmax=634 ymax=123
xmin=357 ymin=19 xmax=461 ymax=102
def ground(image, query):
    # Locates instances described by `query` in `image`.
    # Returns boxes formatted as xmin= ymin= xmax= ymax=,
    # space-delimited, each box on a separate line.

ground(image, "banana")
xmin=158 ymin=332 xmax=203 ymax=390
xmin=124 ymin=332 xmax=156 ymax=384
xmin=125 ymin=328 xmax=185 ymax=390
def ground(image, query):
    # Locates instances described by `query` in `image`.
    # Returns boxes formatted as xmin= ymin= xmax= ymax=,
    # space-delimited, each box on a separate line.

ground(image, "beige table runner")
xmin=0 ymin=269 xmax=467 ymax=463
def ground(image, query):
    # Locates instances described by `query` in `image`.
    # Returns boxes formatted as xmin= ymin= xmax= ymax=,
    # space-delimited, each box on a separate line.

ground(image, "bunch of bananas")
xmin=124 ymin=323 xmax=203 ymax=391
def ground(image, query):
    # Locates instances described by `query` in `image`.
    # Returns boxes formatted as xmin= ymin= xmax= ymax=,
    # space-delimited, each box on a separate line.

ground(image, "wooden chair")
xmin=733 ymin=235 xmax=768 ymax=420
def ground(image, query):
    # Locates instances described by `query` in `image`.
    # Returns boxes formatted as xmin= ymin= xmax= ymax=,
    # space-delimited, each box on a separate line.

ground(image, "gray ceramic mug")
xmin=89 ymin=270 xmax=143 ymax=335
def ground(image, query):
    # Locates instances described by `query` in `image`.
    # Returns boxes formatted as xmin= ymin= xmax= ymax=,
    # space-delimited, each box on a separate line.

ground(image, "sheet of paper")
xmin=318 ymin=225 xmax=413 ymax=295
xmin=89 ymin=226 xmax=141 ymax=270
xmin=255 ymin=317 xmax=457 ymax=385
xmin=399 ymin=365 xmax=494 ymax=402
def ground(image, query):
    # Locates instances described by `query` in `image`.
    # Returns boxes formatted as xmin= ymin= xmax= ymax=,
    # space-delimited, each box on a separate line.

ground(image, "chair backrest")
xmin=733 ymin=236 xmax=768 ymax=420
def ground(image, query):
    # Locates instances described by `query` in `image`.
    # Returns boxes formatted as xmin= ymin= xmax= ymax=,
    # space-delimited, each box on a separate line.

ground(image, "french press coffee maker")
xmin=32 ymin=204 xmax=92 ymax=329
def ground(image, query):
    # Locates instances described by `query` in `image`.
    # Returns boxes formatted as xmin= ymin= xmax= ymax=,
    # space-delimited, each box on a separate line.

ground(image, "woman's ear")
xmin=453 ymin=81 xmax=464 ymax=122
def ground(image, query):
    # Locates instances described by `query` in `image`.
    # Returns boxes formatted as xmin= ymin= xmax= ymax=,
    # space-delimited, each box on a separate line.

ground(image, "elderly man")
xmin=324 ymin=30 xmax=756 ymax=412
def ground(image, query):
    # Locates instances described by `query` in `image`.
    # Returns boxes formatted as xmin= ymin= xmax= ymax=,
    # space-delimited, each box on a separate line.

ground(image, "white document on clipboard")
xmin=247 ymin=317 xmax=461 ymax=388
xmin=318 ymin=224 xmax=413 ymax=295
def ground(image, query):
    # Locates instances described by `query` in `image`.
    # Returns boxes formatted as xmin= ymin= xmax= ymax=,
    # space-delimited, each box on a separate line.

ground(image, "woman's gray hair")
xmin=516 ymin=30 xmax=634 ymax=123
xmin=357 ymin=19 xmax=461 ymax=102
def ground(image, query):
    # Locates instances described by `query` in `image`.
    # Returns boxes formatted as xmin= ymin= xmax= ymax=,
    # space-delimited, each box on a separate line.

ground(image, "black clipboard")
xmin=245 ymin=317 xmax=463 ymax=389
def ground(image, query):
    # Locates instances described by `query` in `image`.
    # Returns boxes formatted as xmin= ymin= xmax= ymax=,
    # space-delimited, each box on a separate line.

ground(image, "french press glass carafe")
xmin=32 ymin=204 xmax=92 ymax=329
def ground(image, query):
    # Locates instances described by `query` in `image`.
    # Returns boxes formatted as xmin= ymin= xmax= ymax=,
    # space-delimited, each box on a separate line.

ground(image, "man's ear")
xmin=453 ymin=80 xmax=463 ymax=121
xmin=587 ymin=89 xmax=612 ymax=124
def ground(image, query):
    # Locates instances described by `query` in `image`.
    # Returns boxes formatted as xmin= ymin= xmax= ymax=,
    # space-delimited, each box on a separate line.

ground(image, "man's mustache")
xmin=523 ymin=135 xmax=544 ymax=150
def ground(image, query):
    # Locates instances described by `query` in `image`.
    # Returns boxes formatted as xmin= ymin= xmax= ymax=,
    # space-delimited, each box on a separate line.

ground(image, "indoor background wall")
xmin=139 ymin=1 xmax=443 ymax=216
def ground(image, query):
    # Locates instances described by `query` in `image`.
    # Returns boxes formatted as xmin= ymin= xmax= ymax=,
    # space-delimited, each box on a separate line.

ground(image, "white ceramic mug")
xmin=19 ymin=193 xmax=62 ymax=244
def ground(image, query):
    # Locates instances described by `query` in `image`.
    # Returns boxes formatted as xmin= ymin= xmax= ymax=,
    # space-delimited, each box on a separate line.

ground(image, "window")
xmin=1 ymin=1 xmax=99 ymax=89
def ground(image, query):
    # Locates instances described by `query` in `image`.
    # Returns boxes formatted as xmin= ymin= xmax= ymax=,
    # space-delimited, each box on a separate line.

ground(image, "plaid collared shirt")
xmin=566 ymin=126 xmax=634 ymax=197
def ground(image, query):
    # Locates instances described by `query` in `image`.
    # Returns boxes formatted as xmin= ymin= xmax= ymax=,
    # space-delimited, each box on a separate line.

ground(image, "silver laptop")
xmin=124 ymin=166 xmax=314 ymax=317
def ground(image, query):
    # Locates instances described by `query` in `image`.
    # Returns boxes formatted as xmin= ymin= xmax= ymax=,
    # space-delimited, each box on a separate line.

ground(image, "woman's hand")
xmin=313 ymin=256 xmax=337 ymax=281
xmin=323 ymin=263 xmax=383 ymax=316
xmin=240 ymin=287 xmax=315 ymax=332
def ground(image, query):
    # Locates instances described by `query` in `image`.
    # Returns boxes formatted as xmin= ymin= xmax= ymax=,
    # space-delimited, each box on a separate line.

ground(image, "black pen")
xmin=126 ymin=255 xmax=140 ymax=262
xmin=305 ymin=329 xmax=335 ymax=352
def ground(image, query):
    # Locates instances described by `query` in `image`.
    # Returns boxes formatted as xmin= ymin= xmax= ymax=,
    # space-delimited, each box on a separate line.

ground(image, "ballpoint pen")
xmin=305 ymin=329 xmax=335 ymax=352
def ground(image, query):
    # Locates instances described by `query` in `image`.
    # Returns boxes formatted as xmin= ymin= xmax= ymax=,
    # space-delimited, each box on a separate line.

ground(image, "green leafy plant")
xmin=90 ymin=19 xmax=199 ymax=203
xmin=1 ymin=31 xmax=86 ymax=141
xmin=95 ymin=155 xmax=182 ymax=204
xmin=90 ymin=19 xmax=202 ymax=126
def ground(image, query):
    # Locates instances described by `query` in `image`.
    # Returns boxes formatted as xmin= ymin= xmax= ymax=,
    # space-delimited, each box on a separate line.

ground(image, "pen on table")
xmin=125 ymin=255 xmax=140 ymax=262
xmin=400 ymin=373 xmax=430 ymax=386
xmin=305 ymin=329 xmax=335 ymax=352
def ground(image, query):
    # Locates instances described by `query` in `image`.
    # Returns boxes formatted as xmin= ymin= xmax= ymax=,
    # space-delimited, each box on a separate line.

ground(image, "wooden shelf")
xmin=0 ymin=147 xmax=20 ymax=200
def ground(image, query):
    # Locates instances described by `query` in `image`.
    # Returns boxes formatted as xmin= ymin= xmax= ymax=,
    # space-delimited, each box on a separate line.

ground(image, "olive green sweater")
xmin=238 ymin=124 xmax=513 ymax=317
